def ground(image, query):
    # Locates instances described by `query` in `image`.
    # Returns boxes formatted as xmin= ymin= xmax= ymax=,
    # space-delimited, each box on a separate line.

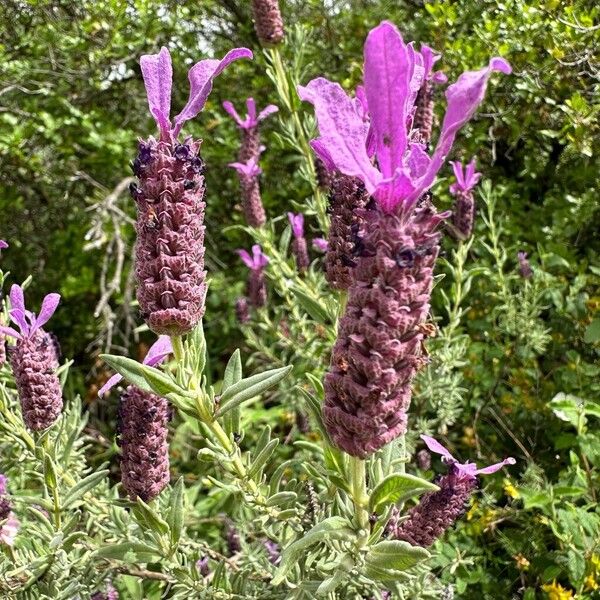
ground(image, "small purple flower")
xmin=264 ymin=539 xmax=281 ymax=565
xmin=223 ymin=98 xmax=278 ymax=131
xmin=448 ymin=158 xmax=481 ymax=240
xmin=388 ymin=435 xmax=515 ymax=547
xmin=518 ymin=251 xmax=533 ymax=279
xmin=237 ymin=245 xmax=269 ymax=307
xmin=229 ymin=155 xmax=266 ymax=227
xmin=288 ymin=212 xmax=310 ymax=272
xmin=1 ymin=285 xmax=63 ymax=431
xmin=0 ymin=475 xmax=7 ymax=496
xmin=91 ymin=584 xmax=119 ymax=600
xmin=235 ymin=297 xmax=251 ymax=324
xmin=312 ymin=237 xmax=328 ymax=252
xmin=0 ymin=240 xmax=8 ymax=252
xmin=196 ymin=556 xmax=210 ymax=576
xmin=0 ymin=511 xmax=19 ymax=546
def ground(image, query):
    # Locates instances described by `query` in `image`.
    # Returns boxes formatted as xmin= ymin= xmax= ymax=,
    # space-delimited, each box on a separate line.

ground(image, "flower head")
xmin=0 ymin=511 xmax=19 ymax=546
xmin=99 ymin=336 xmax=172 ymax=396
xmin=299 ymin=21 xmax=510 ymax=214
xmin=0 ymin=284 xmax=60 ymax=342
xmin=421 ymin=435 xmax=515 ymax=480
xmin=223 ymin=98 xmax=278 ymax=130
xmin=0 ymin=474 xmax=7 ymax=496
xmin=449 ymin=158 xmax=481 ymax=194
xmin=287 ymin=212 xmax=304 ymax=238
xmin=141 ymin=46 xmax=252 ymax=140
xmin=236 ymin=245 xmax=269 ymax=271
xmin=312 ymin=237 xmax=328 ymax=252
xmin=518 ymin=251 xmax=533 ymax=279
xmin=228 ymin=155 xmax=262 ymax=179
xmin=0 ymin=240 xmax=8 ymax=251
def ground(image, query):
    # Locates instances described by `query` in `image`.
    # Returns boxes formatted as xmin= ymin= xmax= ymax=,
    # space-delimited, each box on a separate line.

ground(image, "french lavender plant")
xmin=0 ymin=285 xmax=63 ymax=431
xmin=287 ymin=212 xmax=310 ymax=272
xmin=133 ymin=46 xmax=252 ymax=335
xmin=223 ymin=97 xmax=278 ymax=163
xmin=251 ymin=0 xmax=285 ymax=46
xmin=228 ymin=154 xmax=267 ymax=227
xmin=236 ymin=245 xmax=269 ymax=308
xmin=299 ymin=21 xmax=510 ymax=457
xmin=387 ymin=436 xmax=515 ymax=547
xmin=99 ymin=336 xmax=173 ymax=501
xmin=448 ymin=158 xmax=482 ymax=240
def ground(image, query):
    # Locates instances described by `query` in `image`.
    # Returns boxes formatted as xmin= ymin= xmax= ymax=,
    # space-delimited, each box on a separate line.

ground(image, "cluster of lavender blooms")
xmin=0 ymin=285 xmax=63 ymax=431
xmin=100 ymin=337 xmax=173 ymax=501
xmin=225 ymin=98 xmax=278 ymax=227
xmin=448 ymin=159 xmax=482 ymax=240
xmin=387 ymin=436 xmax=515 ymax=546
xmin=236 ymin=245 xmax=269 ymax=315
xmin=250 ymin=0 xmax=285 ymax=46
xmin=0 ymin=474 xmax=19 ymax=547
xmin=300 ymin=20 xmax=511 ymax=458
xmin=133 ymin=46 xmax=252 ymax=336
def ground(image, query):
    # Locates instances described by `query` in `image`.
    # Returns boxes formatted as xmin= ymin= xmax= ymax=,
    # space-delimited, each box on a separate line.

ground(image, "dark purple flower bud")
xmin=448 ymin=159 xmax=481 ymax=241
xmin=229 ymin=157 xmax=266 ymax=228
xmin=264 ymin=539 xmax=281 ymax=565
xmin=314 ymin=157 xmax=332 ymax=190
xmin=324 ymin=173 xmax=369 ymax=290
xmin=323 ymin=206 xmax=446 ymax=458
xmin=237 ymin=246 xmax=269 ymax=308
xmin=288 ymin=213 xmax=310 ymax=272
xmin=416 ymin=449 xmax=431 ymax=471
xmin=412 ymin=80 xmax=435 ymax=145
xmin=518 ymin=251 xmax=533 ymax=279
xmin=118 ymin=386 xmax=170 ymax=502
xmin=235 ymin=297 xmax=251 ymax=324
xmin=196 ymin=556 xmax=211 ymax=577
xmin=134 ymin=138 xmax=207 ymax=336
xmin=251 ymin=0 xmax=285 ymax=46
xmin=225 ymin=520 xmax=242 ymax=555
xmin=0 ymin=496 xmax=11 ymax=521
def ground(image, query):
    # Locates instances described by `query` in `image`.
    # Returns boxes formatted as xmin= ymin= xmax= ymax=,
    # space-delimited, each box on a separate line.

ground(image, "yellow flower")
xmin=541 ymin=580 xmax=574 ymax=600
xmin=504 ymin=478 xmax=520 ymax=499
xmin=584 ymin=574 xmax=598 ymax=591
xmin=513 ymin=553 xmax=530 ymax=571
xmin=466 ymin=500 xmax=478 ymax=521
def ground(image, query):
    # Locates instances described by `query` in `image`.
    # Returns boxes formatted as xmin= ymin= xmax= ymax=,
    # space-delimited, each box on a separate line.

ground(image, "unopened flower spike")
xmin=518 ymin=251 xmax=533 ymax=279
xmin=229 ymin=151 xmax=267 ymax=227
xmin=237 ymin=245 xmax=269 ymax=307
xmin=448 ymin=158 xmax=481 ymax=240
xmin=101 ymin=337 xmax=173 ymax=502
xmin=388 ymin=435 xmax=515 ymax=547
xmin=288 ymin=212 xmax=310 ymax=272
xmin=134 ymin=45 xmax=252 ymax=336
xmin=299 ymin=21 xmax=511 ymax=457
xmin=251 ymin=0 xmax=285 ymax=46
xmin=0 ymin=285 xmax=63 ymax=431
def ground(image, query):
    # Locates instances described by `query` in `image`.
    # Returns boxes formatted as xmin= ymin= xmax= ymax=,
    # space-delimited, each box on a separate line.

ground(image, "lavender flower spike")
xmin=224 ymin=98 xmax=278 ymax=163
xmin=0 ymin=285 xmax=63 ymax=431
xmin=448 ymin=158 xmax=481 ymax=240
xmin=101 ymin=337 xmax=172 ymax=502
xmin=288 ymin=212 xmax=310 ymax=272
xmin=229 ymin=155 xmax=266 ymax=227
xmin=237 ymin=245 xmax=269 ymax=307
xmin=251 ymin=0 xmax=285 ymax=46
xmin=299 ymin=21 xmax=510 ymax=457
xmin=518 ymin=251 xmax=533 ymax=279
xmin=0 ymin=240 xmax=8 ymax=251
xmin=135 ymin=46 xmax=252 ymax=336
xmin=389 ymin=435 xmax=515 ymax=547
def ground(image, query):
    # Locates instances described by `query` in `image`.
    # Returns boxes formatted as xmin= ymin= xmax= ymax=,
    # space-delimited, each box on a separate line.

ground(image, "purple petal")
xmin=8 ymin=309 xmax=28 ymax=337
xmin=475 ymin=457 xmax=516 ymax=476
xmin=450 ymin=161 xmax=466 ymax=190
xmin=374 ymin=170 xmax=416 ymax=213
xmin=432 ymin=71 xmax=448 ymax=85
xmin=0 ymin=474 xmax=7 ymax=495
xmin=312 ymin=238 xmax=328 ymax=252
xmin=363 ymin=21 xmax=413 ymax=179
xmin=287 ymin=212 xmax=304 ymax=238
xmin=140 ymin=47 xmax=173 ymax=138
xmin=223 ymin=100 xmax=243 ymax=127
xmin=173 ymin=48 xmax=253 ymax=137
xmin=31 ymin=292 xmax=60 ymax=333
xmin=236 ymin=249 xmax=254 ymax=270
xmin=257 ymin=104 xmax=279 ymax=122
xmin=408 ymin=143 xmax=430 ymax=180
xmin=0 ymin=324 xmax=22 ymax=340
xmin=228 ymin=159 xmax=261 ymax=178
xmin=9 ymin=285 xmax=25 ymax=314
xmin=354 ymin=85 xmax=369 ymax=121
xmin=0 ymin=240 xmax=8 ymax=250
xmin=246 ymin=97 xmax=257 ymax=124
xmin=420 ymin=434 xmax=456 ymax=463
xmin=143 ymin=335 xmax=173 ymax=366
xmin=252 ymin=244 xmax=269 ymax=268
xmin=407 ymin=57 xmax=511 ymax=205
xmin=298 ymin=78 xmax=379 ymax=193
xmin=98 ymin=372 xmax=123 ymax=397
xmin=310 ymin=139 xmax=336 ymax=172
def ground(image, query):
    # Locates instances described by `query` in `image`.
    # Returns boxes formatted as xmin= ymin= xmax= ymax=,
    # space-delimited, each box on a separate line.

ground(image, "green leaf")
xmin=168 ymin=477 xmax=185 ymax=546
xmin=369 ymin=473 xmax=439 ymax=513
xmin=132 ymin=499 xmax=170 ymax=536
xmin=43 ymin=455 xmax=58 ymax=490
xmin=222 ymin=350 xmax=243 ymax=435
xmin=63 ymin=470 xmax=108 ymax=508
xmin=248 ymin=439 xmax=279 ymax=480
xmin=290 ymin=286 xmax=330 ymax=324
xmin=101 ymin=354 xmax=184 ymax=397
xmin=266 ymin=491 xmax=297 ymax=507
xmin=365 ymin=540 xmax=430 ymax=571
xmin=214 ymin=365 xmax=292 ymax=419
xmin=364 ymin=563 xmax=411 ymax=583
xmin=549 ymin=393 xmax=584 ymax=429
xmin=95 ymin=542 xmax=161 ymax=563
xmin=297 ymin=386 xmax=330 ymax=443
xmin=272 ymin=517 xmax=353 ymax=585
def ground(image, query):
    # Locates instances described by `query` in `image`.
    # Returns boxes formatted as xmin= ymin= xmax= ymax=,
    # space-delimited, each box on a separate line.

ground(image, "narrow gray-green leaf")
xmin=290 ymin=286 xmax=329 ymax=324
xmin=365 ymin=540 xmax=430 ymax=571
xmin=168 ymin=477 xmax=185 ymax=546
xmin=369 ymin=473 xmax=439 ymax=513
xmin=63 ymin=470 xmax=108 ymax=508
xmin=248 ymin=439 xmax=279 ymax=480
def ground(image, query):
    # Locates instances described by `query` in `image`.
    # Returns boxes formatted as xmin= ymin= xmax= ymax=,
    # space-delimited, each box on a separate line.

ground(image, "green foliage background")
xmin=0 ymin=1 xmax=598 ymax=598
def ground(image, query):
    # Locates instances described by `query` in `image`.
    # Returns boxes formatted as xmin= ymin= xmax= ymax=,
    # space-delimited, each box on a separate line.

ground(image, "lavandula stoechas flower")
xmin=223 ymin=97 xmax=278 ymax=163
xmin=235 ymin=297 xmax=251 ymax=324
xmin=100 ymin=337 xmax=173 ymax=502
xmin=299 ymin=21 xmax=510 ymax=457
xmin=288 ymin=212 xmax=310 ymax=272
xmin=518 ymin=251 xmax=533 ymax=279
xmin=0 ymin=285 xmax=62 ymax=431
xmin=448 ymin=158 xmax=481 ymax=240
xmin=312 ymin=238 xmax=328 ymax=252
xmin=0 ymin=474 xmax=19 ymax=547
xmin=197 ymin=556 xmax=211 ymax=577
xmin=251 ymin=0 xmax=285 ymax=46
xmin=134 ymin=46 xmax=252 ymax=336
xmin=388 ymin=435 xmax=515 ymax=546
xmin=229 ymin=155 xmax=266 ymax=227
xmin=225 ymin=519 xmax=242 ymax=555
xmin=91 ymin=584 xmax=119 ymax=600
xmin=237 ymin=246 xmax=269 ymax=307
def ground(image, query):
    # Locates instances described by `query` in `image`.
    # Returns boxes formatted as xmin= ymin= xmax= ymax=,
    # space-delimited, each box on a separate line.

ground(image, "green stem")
xmin=171 ymin=335 xmax=185 ymax=363
xmin=349 ymin=456 xmax=369 ymax=539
